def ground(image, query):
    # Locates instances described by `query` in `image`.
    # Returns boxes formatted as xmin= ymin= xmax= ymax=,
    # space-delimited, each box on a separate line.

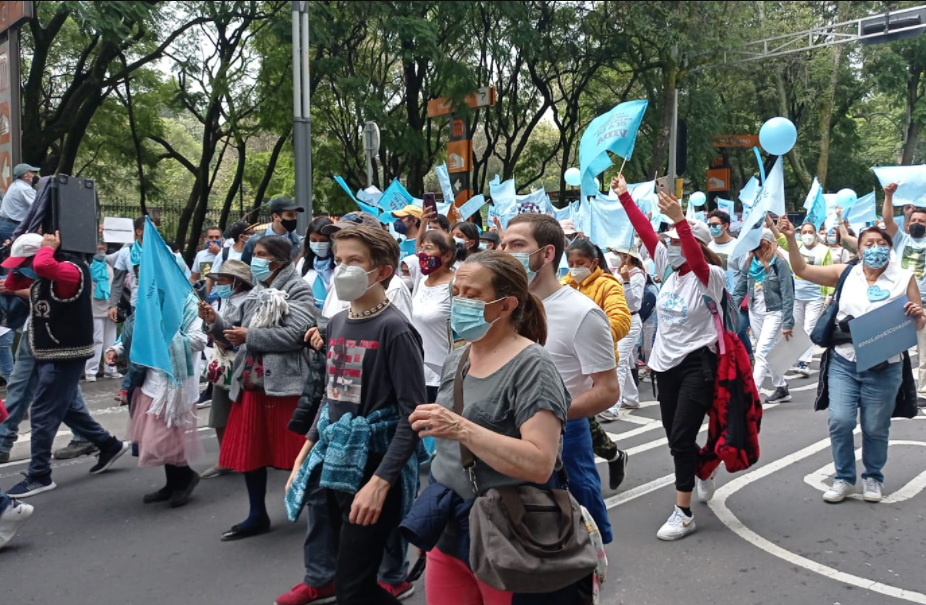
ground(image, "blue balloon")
xmin=564 ymin=167 xmax=581 ymax=187
xmin=835 ymin=188 xmax=857 ymax=207
xmin=759 ymin=117 xmax=798 ymax=156
xmin=690 ymin=191 xmax=706 ymax=207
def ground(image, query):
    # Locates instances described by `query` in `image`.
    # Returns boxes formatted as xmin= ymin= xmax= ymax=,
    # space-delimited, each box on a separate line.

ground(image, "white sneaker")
xmin=656 ymin=506 xmax=696 ymax=541
xmin=823 ymin=479 xmax=856 ymax=503
xmin=85 ymin=375 xmax=97 ymax=383
xmin=620 ymin=401 xmax=641 ymax=410
xmin=696 ymin=473 xmax=716 ymax=503
xmin=104 ymin=372 xmax=124 ymax=380
xmin=0 ymin=501 xmax=34 ymax=550
xmin=597 ymin=410 xmax=620 ymax=423
xmin=862 ymin=478 xmax=883 ymax=503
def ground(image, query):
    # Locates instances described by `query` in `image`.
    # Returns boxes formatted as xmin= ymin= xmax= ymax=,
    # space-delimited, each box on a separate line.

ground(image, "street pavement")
xmin=1 ymin=357 xmax=925 ymax=605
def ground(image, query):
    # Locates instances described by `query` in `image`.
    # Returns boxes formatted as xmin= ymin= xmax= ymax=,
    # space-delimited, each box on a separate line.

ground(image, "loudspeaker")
xmin=43 ymin=174 xmax=99 ymax=255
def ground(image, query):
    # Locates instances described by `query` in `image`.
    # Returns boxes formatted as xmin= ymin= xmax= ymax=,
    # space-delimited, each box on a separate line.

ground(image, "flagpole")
xmin=617 ymin=157 xmax=628 ymax=179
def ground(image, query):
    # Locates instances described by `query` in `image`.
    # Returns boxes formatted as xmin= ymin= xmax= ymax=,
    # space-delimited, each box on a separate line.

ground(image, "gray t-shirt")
xmin=431 ymin=343 xmax=570 ymax=501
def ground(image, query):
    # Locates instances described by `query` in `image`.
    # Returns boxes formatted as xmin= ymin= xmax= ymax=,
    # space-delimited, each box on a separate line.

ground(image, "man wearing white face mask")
xmin=318 ymin=213 xmax=413 ymax=322
xmin=502 ymin=213 xmax=621 ymax=542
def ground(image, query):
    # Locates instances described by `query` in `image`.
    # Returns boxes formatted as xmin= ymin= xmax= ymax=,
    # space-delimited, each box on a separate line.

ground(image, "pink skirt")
xmin=127 ymin=390 xmax=204 ymax=468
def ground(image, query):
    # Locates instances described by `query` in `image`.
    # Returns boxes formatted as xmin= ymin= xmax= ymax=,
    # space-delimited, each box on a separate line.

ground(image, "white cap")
xmin=665 ymin=220 xmax=712 ymax=245
xmin=761 ymin=229 xmax=776 ymax=244
xmin=1 ymin=233 xmax=44 ymax=269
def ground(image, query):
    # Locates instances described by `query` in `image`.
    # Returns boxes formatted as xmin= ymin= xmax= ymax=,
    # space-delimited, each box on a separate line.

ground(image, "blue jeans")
xmin=0 ymin=219 xmax=17 ymax=277
xmin=28 ymin=359 xmax=114 ymax=479
xmin=827 ymin=353 xmax=901 ymax=484
xmin=563 ymin=418 xmax=612 ymax=544
xmin=738 ymin=308 xmax=753 ymax=358
xmin=0 ymin=331 xmax=13 ymax=380
xmin=302 ymin=471 xmax=408 ymax=587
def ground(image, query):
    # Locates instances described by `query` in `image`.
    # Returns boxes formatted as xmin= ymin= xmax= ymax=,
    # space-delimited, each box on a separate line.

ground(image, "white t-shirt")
xmin=321 ymin=273 xmax=414 ymax=322
xmin=835 ymin=262 xmax=914 ymax=364
xmin=192 ymin=249 xmax=218 ymax=278
xmin=893 ymin=232 xmax=926 ymax=297
xmin=709 ymin=238 xmax=738 ymax=293
xmin=651 ymin=242 xmax=726 ymax=373
xmin=211 ymin=247 xmax=243 ymax=276
xmin=411 ymin=280 xmax=452 ymax=387
xmin=541 ymin=287 xmax=617 ymax=399
xmin=113 ymin=245 xmax=138 ymax=308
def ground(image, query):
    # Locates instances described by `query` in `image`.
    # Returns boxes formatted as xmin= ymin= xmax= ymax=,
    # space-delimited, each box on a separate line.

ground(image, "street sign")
xmin=446 ymin=140 xmax=471 ymax=173
xmin=427 ymin=87 xmax=497 ymax=118
xmin=713 ymin=134 xmax=760 ymax=148
xmin=0 ymin=150 xmax=11 ymax=191
xmin=363 ymin=121 xmax=380 ymax=156
xmin=707 ymin=168 xmax=731 ymax=192
xmin=0 ymin=2 xmax=31 ymax=36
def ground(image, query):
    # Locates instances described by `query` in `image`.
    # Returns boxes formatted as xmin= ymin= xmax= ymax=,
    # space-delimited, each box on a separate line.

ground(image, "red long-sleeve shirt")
xmin=32 ymin=247 xmax=81 ymax=299
xmin=617 ymin=191 xmax=710 ymax=286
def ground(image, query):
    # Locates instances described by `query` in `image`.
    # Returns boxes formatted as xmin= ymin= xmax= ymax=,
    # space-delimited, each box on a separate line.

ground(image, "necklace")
xmin=350 ymin=299 xmax=390 ymax=319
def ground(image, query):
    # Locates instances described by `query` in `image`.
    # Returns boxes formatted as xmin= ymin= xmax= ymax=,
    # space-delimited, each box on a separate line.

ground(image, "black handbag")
xmin=810 ymin=261 xmax=856 ymax=347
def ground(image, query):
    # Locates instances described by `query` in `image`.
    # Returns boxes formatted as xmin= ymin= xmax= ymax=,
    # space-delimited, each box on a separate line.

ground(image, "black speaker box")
xmin=42 ymin=174 xmax=99 ymax=255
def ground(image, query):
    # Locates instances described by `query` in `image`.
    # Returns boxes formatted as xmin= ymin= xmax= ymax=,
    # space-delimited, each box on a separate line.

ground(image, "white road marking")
xmin=803 ymin=441 xmax=926 ymax=504
xmin=708 ymin=425 xmax=926 ymax=605
xmin=617 ymin=415 xmax=658 ymax=426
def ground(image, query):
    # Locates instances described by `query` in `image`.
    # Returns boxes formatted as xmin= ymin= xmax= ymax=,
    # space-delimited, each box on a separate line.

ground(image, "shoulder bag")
xmin=456 ymin=347 xmax=598 ymax=594
xmin=810 ymin=261 xmax=856 ymax=347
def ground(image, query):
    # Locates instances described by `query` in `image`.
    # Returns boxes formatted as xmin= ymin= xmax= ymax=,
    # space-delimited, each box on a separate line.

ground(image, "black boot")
xmin=143 ymin=466 xmax=174 ymax=504
xmin=170 ymin=466 xmax=200 ymax=508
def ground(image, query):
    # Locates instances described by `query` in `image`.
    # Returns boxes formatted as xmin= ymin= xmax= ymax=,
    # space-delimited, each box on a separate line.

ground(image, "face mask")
xmin=205 ymin=240 xmax=221 ymax=251
xmin=394 ymin=219 xmax=408 ymax=235
xmin=709 ymin=225 xmax=723 ymax=238
xmin=281 ymin=219 xmax=298 ymax=233
xmin=30 ymin=175 xmax=39 ymax=187
xmin=250 ymin=257 xmax=275 ymax=282
xmin=401 ymin=276 xmax=414 ymax=291
xmin=418 ymin=252 xmax=444 ymax=276
xmin=511 ymin=249 xmax=544 ymax=284
xmin=611 ymin=256 xmax=623 ymax=272
xmin=801 ymin=234 xmax=817 ymax=248
xmin=826 ymin=235 xmax=838 ymax=246
xmin=332 ymin=264 xmax=379 ymax=302
xmin=453 ymin=236 xmax=467 ymax=248
xmin=666 ymin=245 xmax=686 ymax=269
xmin=910 ymin=224 xmax=926 ymax=240
xmin=213 ymin=284 xmax=233 ymax=300
xmin=450 ymin=296 xmax=504 ymax=342
xmin=19 ymin=267 xmax=36 ymax=279
xmin=570 ymin=267 xmax=592 ymax=284
xmin=862 ymin=245 xmax=890 ymax=270
xmin=749 ymin=257 xmax=767 ymax=284
xmin=310 ymin=242 xmax=331 ymax=258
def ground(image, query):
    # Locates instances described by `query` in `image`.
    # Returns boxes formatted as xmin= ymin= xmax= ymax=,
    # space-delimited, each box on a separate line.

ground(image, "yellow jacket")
xmin=561 ymin=267 xmax=631 ymax=360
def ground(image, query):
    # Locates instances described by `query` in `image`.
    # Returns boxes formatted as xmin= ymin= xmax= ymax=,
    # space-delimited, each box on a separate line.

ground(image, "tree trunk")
xmin=55 ymin=89 xmax=107 ymax=175
xmin=220 ymin=141 xmax=247 ymax=230
xmin=815 ymin=2 xmax=848 ymax=187
xmin=901 ymin=68 xmax=923 ymax=165
xmin=251 ymin=126 xmax=291 ymax=213
xmin=121 ymin=73 xmax=147 ymax=215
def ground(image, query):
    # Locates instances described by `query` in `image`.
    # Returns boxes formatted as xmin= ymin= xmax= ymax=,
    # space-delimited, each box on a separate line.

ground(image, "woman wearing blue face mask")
xmin=297 ymin=217 xmax=335 ymax=309
xmin=200 ymin=260 xmax=254 ymax=480
xmin=780 ymin=217 xmax=926 ymax=504
xmin=406 ymin=251 xmax=585 ymax=603
xmin=733 ymin=229 xmax=795 ymax=405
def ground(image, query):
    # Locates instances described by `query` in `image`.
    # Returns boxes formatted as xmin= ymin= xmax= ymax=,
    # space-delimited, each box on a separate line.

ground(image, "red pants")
xmin=425 ymin=548 xmax=511 ymax=605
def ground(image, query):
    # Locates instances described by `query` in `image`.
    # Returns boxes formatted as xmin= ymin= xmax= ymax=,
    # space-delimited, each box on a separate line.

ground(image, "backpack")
xmin=639 ymin=280 xmax=659 ymax=323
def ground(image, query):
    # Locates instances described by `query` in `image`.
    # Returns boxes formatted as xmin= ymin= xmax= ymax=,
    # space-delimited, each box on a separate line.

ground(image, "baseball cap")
xmin=665 ymin=220 xmax=712 ymax=245
xmin=320 ymin=212 xmax=382 ymax=235
xmin=480 ymin=231 xmax=500 ymax=246
xmin=559 ymin=220 xmax=577 ymax=236
xmin=2 ymin=233 xmax=44 ymax=268
xmin=13 ymin=164 xmax=40 ymax=179
xmin=269 ymin=197 xmax=304 ymax=215
xmin=761 ymin=229 xmax=776 ymax=244
xmin=392 ymin=205 xmax=423 ymax=220
xmin=226 ymin=220 xmax=252 ymax=241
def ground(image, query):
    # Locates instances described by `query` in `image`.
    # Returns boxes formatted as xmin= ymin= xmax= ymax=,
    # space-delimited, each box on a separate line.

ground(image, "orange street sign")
xmin=707 ymin=168 xmax=731 ymax=192
xmin=712 ymin=134 xmax=759 ymax=148
xmin=446 ymin=139 xmax=471 ymax=173
xmin=427 ymin=87 xmax=497 ymax=118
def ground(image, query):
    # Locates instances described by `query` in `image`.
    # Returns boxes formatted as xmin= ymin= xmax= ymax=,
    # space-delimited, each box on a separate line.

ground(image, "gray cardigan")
xmin=207 ymin=263 xmax=317 ymax=401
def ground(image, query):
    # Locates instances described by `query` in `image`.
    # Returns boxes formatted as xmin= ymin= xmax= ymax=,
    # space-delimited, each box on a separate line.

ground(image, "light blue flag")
xmin=436 ymin=202 xmax=453 ymax=217
xmin=579 ymin=100 xmax=649 ymax=200
xmin=588 ymin=195 xmax=635 ymax=251
xmin=457 ymin=194 xmax=487 ymax=221
xmin=399 ymin=238 xmax=417 ymax=257
xmin=803 ymin=179 xmax=826 ymax=230
xmin=626 ymin=180 xmax=658 ymax=216
xmin=357 ymin=187 xmax=382 ymax=207
xmin=516 ymin=188 xmax=549 ymax=215
xmin=717 ymin=198 xmax=735 ymax=217
xmin=731 ymin=157 xmax=786 ymax=261
xmin=872 ymin=165 xmax=926 ymax=207
xmin=335 ymin=176 xmax=382 ymax=216
xmin=570 ymin=200 xmax=591 ymax=236
xmin=553 ymin=205 xmax=572 ymax=222
xmin=378 ymin=179 xmax=415 ymax=212
xmin=827 ymin=191 xmax=876 ymax=231
xmin=435 ymin=164 xmax=456 ymax=206
xmin=131 ymin=218 xmax=193 ymax=382
xmin=334 ymin=176 xmax=360 ymax=203
xmin=739 ymin=177 xmax=759 ymax=209
xmin=489 ymin=175 xmax=517 ymax=216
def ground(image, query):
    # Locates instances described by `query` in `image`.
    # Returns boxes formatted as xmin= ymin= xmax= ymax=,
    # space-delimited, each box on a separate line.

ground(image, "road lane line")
xmin=803 ymin=440 xmax=926 ymax=504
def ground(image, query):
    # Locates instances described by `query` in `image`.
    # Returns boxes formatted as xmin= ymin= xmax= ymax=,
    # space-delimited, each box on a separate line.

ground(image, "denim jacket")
xmin=733 ymin=255 xmax=795 ymax=330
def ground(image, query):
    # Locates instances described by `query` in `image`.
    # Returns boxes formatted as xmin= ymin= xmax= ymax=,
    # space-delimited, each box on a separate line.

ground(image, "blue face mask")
xmin=19 ymin=267 xmax=36 ymax=279
xmin=709 ymin=225 xmax=723 ymax=238
xmin=250 ymin=257 xmax=274 ymax=282
xmin=213 ymin=284 xmax=233 ymax=300
xmin=862 ymin=245 xmax=890 ymax=270
xmin=394 ymin=219 xmax=408 ymax=235
xmin=450 ymin=296 xmax=504 ymax=342
xmin=511 ymin=249 xmax=544 ymax=284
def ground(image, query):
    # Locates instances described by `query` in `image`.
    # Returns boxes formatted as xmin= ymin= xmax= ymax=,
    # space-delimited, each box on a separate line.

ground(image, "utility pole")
xmin=292 ymin=1 xmax=312 ymax=233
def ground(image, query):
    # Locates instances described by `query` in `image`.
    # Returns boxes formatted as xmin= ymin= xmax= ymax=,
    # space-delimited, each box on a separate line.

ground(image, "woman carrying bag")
xmin=779 ymin=217 xmax=925 ymax=503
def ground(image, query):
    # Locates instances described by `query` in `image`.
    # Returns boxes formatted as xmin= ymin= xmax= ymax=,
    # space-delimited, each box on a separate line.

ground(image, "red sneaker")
xmin=378 ymin=581 xmax=415 ymax=601
xmin=274 ymin=582 xmax=336 ymax=605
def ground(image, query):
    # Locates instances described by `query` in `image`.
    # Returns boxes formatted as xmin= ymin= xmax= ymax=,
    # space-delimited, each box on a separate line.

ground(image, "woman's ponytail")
xmin=515 ymin=292 xmax=548 ymax=346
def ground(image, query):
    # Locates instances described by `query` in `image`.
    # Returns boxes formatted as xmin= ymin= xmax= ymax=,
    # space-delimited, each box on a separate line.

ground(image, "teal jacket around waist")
xmin=733 ymin=254 xmax=795 ymax=331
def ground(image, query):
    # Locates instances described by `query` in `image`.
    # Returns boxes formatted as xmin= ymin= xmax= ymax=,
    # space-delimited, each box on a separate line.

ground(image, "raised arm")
xmin=612 ymin=175 xmax=660 ymax=259
xmin=657 ymin=191 xmax=710 ymax=285
xmin=779 ymin=216 xmax=844 ymax=288
xmin=882 ymin=183 xmax=899 ymax=238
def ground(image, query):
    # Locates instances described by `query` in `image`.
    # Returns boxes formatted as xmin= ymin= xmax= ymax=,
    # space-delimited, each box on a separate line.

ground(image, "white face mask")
xmin=801 ymin=234 xmax=816 ymax=248
xmin=570 ymin=267 xmax=592 ymax=284
xmin=332 ymin=264 xmax=379 ymax=302
xmin=666 ymin=245 xmax=686 ymax=268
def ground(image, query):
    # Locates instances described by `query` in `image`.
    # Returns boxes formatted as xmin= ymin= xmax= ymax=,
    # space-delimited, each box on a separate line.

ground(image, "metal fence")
xmin=99 ymin=201 xmax=273 ymax=244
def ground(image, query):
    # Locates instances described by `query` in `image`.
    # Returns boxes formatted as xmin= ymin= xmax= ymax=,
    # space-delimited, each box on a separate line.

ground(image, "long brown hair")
xmin=466 ymin=251 xmax=547 ymax=345
xmin=700 ymin=241 xmax=724 ymax=268
xmin=747 ymin=239 xmax=775 ymax=272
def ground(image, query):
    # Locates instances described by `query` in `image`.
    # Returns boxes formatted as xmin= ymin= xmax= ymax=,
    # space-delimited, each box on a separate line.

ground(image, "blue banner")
xmin=850 ymin=296 xmax=916 ymax=372
xmin=872 ymin=165 xmax=926 ymax=207
xmin=803 ymin=178 xmax=826 ymax=230
xmin=588 ymin=195 xmax=635 ymax=251
xmin=717 ymin=198 xmax=735 ymax=217
xmin=516 ymin=188 xmax=550 ymax=215
xmin=732 ymin=157 xmax=785 ymax=261
xmin=579 ymin=99 xmax=648 ymax=199
xmin=378 ymin=179 xmax=415 ymax=212
xmin=335 ymin=176 xmax=382 ymax=216
xmin=457 ymin=194 xmax=487 ymax=221
xmin=489 ymin=175 xmax=517 ymax=217
xmin=739 ymin=177 xmax=759 ymax=209
xmin=130 ymin=218 xmax=193 ymax=382
xmin=435 ymin=164 xmax=456 ymax=207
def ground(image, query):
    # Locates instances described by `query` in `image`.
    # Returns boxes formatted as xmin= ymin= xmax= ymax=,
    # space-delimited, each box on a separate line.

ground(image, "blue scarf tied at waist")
xmin=90 ymin=258 xmax=110 ymax=301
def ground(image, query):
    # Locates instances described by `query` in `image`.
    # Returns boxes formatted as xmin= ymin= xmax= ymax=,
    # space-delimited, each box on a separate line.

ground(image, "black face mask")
xmin=911 ymin=223 xmax=926 ymax=239
xmin=281 ymin=218 xmax=298 ymax=233
xmin=30 ymin=175 xmax=39 ymax=187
